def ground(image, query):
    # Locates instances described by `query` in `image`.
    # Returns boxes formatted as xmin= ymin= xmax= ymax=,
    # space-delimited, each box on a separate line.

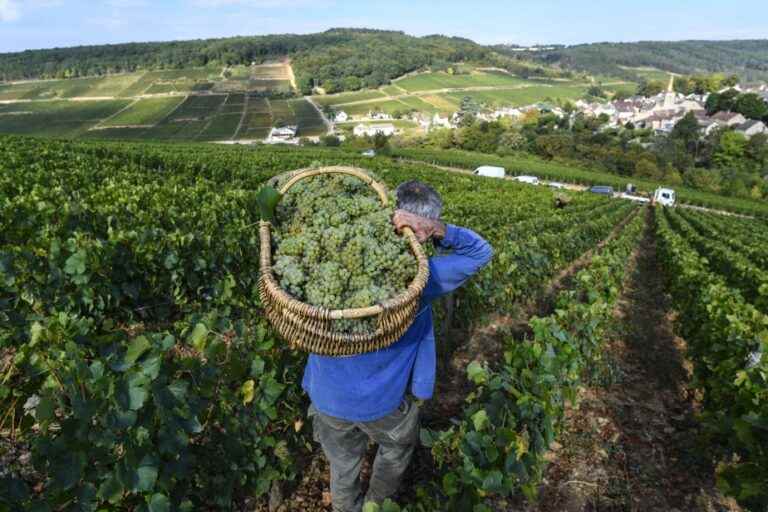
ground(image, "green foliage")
xmin=513 ymin=40 xmax=768 ymax=82
xmin=393 ymin=147 xmax=768 ymax=217
xmin=419 ymin=211 xmax=645 ymax=508
xmin=655 ymin=209 xmax=768 ymax=510
xmin=734 ymin=93 xmax=768 ymax=121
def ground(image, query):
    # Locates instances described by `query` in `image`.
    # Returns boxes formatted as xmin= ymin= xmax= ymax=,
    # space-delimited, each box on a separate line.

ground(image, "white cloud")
xmin=0 ymin=0 xmax=20 ymax=22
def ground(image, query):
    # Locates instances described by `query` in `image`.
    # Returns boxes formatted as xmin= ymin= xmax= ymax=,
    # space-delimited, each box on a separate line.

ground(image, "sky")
xmin=0 ymin=0 xmax=766 ymax=53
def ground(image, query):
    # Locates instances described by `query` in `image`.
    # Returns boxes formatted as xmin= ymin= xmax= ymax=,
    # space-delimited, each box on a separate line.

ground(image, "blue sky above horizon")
xmin=0 ymin=0 xmax=766 ymax=53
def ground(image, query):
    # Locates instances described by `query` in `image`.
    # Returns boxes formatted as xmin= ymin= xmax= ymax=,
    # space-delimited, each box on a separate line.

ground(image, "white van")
xmin=513 ymin=175 xmax=540 ymax=186
xmin=473 ymin=166 xmax=506 ymax=178
xmin=653 ymin=188 xmax=676 ymax=207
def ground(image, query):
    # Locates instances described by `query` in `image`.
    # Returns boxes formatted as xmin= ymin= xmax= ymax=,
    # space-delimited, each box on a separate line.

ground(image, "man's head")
xmin=395 ymin=181 xmax=443 ymax=220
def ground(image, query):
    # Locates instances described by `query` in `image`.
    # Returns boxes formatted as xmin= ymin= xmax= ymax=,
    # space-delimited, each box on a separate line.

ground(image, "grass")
xmin=312 ymin=90 xmax=387 ymax=107
xmin=395 ymin=70 xmax=527 ymax=92
xmin=381 ymin=85 xmax=404 ymax=96
xmin=618 ymin=66 xmax=674 ymax=82
xmin=397 ymin=96 xmax=439 ymax=113
xmin=102 ymin=97 xmax=185 ymax=127
xmin=0 ymin=100 xmax=131 ymax=137
xmin=419 ymin=95 xmax=458 ymax=113
xmin=270 ymin=99 xmax=296 ymax=126
xmin=334 ymin=99 xmax=411 ymax=117
xmin=441 ymin=84 xmax=588 ymax=107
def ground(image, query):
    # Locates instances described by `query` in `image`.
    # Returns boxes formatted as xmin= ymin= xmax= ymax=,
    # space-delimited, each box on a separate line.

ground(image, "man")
xmin=302 ymin=180 xmax=493 ymax=512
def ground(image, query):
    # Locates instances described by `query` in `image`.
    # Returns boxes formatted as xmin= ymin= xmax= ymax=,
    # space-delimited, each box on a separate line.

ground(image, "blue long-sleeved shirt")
xmin=301 ymin=224 xmax=493 ymax=422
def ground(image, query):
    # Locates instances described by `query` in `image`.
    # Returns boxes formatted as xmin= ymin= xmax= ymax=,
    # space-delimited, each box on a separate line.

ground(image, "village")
xmin=328 ymin=77 xmax=768 ymax=141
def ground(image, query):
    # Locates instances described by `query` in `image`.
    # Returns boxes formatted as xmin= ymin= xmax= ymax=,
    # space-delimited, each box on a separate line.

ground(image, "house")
xmin=711 ymin=111 xmax=747 ymax=127
xmin=642 ymin=111 xmax=684 ymax=133
xmin=431 ymin=113 xmax=453 ymax=128
xmin=353 ymin=123 xmax=396 ymax=137
xmin=735 ymin=120 xmax=768 ymax=138
xmin=335 ymin=111 xmax=349 ymax=123
xmin=490 ymin=107 xmax=523 ymax=120
xmin=697 ymin=117 xmax=722 ymax=136
xmin=368 ymin=111 xmax=392 ymax=121
xmin=265 ymin=125 xmax=299 ymax=144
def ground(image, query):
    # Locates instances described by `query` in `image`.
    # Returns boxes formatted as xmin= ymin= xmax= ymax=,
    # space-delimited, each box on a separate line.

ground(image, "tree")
xmin=670 ymin=112 xmax=700 ymax=147
xmin=684 ymin=168 xmax=722 ymax=193
xmin=533 ymin=134 xmax=573 ymax=160
xmin=638 ymin=80 xmax=664 ymax=97
xmin=713 ymin=131 xmax=748 ymax=169
xmin=634 ymin=158 xmax=663 ymax=180
xmin=706 ymin=88 xmax=739 ymax=114
xmin=372 ymin=132 xmax=391 ymax=153
xmin=320 ymin=134 xmax=341 ymax=147
xmin=496 ymin=130 xmax=528 ymax=155
xmin=586 ymin=85 xmax=606 ymax=98
xmin=734 ymin=93 xmax=768 ymax=120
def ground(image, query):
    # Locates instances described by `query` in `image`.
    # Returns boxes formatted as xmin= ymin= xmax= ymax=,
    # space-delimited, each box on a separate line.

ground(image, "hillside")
xmin=0 ymin=29 xmax=494 ymax=94
xmin=497 ymin=39 xmax=768 ymax=81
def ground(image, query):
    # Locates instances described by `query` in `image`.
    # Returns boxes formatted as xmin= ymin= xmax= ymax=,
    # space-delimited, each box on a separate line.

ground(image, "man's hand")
xmin=392 ymin=210 xmax=446 ymax=243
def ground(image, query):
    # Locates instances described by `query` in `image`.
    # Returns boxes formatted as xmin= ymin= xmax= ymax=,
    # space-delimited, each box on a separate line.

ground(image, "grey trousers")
xmin=308 ymin=398 xmax=420 ymax=512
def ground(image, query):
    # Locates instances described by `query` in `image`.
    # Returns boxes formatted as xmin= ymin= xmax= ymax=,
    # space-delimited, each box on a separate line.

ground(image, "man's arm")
xmin=392 ymin=210 xmax=493 ymax=300
xmin=421 ymin=224 xmax=493 ymax=301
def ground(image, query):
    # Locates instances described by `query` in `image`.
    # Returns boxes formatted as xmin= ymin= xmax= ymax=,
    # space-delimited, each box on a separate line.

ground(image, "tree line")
xmin=501 ymin=40 xmax=768 ymax=82
xmin=0 ymin=29 xmax=493 ymax=95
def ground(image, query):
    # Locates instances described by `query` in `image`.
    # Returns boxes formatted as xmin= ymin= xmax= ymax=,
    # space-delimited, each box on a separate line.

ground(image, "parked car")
xmin=653 ymin=187 xmax=676 ymax=207
xmin=589 ymin=185 xmax=615 ymax=196
xmin=512 ymin=175 xmax=540 ymax=185
xmin=361 ymin=149 xmax=376 ymax=157
xmin=547 ymin=181 xmax=567 ymax=189
xmin=473 ymin=165 xmax=506 ymax=178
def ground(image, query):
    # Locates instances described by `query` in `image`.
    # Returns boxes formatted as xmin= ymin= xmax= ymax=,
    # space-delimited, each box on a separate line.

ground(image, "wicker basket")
xmin=258 ymin=166 xmax=430 ymax=356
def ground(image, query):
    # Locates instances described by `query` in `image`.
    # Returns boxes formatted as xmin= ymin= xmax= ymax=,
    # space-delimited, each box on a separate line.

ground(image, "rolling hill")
xmin=497 ymin=39 xmax=768 ymax=81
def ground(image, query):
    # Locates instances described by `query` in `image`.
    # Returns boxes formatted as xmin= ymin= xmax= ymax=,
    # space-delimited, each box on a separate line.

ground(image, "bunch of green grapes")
xmin=270 ymin=172 xmax=418 ymax=334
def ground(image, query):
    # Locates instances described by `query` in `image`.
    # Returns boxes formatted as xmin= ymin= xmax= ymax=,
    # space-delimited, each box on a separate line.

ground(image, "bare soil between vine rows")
xmin=527 ymin=212 xmax=740 ymax=512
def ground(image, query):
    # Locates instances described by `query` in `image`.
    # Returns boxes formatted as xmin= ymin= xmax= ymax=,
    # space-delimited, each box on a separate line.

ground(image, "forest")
xmin=0 ymin=29 xmax=493 ymax=94
xmin=497 ymin=40 xmax=768 ymax=81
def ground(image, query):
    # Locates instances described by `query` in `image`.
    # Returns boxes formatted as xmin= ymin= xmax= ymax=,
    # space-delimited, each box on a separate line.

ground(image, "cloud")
xmin=0 ymin=0 xmax=20 ymax=22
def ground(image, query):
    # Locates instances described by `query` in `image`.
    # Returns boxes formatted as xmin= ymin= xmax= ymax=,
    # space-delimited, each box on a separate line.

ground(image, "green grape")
xmin=271 ymin=172 xmax=418 ymax=334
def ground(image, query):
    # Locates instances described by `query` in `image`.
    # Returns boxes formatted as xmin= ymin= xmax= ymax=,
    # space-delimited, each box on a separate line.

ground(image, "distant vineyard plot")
xmin=100 ymin=97 xmax=185 ymax=127
xmin=395 ymin=69 xmax=528 ymax=92
xmin=0 ymin=100 xmax=131 ymax=137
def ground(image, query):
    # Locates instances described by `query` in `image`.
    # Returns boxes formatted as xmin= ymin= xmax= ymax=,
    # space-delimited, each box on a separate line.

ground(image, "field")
xmin=395 ymin=69 xmax=528 ymax=92
xmin=0 ymin=92 xmax=326 ymax=141
xmin=0 ymin=100 xmax=132 ymax=137
xmin=2 ymin=136 xmax=766 ymax=511
xmin=311 ymin=68 xmax=600 ymax=119
xmin=99 ymin=97 xmax=185 ymax=127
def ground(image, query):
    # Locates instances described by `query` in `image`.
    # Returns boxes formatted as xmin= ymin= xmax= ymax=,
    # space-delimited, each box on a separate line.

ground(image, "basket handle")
xmin=278 ymin=166 xmax=390 ymax=206
xmin=276 ymin=165 xmax=424 ymax=282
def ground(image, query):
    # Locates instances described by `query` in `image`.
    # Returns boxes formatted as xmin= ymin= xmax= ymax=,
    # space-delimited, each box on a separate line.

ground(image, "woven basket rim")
xmin=260 ymin=165 xmax=429 ymax=320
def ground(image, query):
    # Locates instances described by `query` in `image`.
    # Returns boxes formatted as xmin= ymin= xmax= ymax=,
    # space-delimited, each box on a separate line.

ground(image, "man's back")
xmin=302 ymin=224 xmax=493 ymax=422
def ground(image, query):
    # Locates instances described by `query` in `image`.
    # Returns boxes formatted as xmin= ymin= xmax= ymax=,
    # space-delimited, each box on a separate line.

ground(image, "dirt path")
xmin=532 ymin=211 xmax=740 ymax=512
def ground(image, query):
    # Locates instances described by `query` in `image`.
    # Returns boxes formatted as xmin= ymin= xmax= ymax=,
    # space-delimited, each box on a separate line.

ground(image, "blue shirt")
xmin=301 ymin=224 xmax=493 ymax=422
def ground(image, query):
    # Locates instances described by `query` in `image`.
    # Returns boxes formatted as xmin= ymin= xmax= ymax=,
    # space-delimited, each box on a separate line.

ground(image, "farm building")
xmin=353 ymin=123 xmax=396 ymax=137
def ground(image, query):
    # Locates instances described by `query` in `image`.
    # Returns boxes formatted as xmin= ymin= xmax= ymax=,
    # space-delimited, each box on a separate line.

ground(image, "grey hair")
xmin=395 ymin=180 xmax=443 ymax=220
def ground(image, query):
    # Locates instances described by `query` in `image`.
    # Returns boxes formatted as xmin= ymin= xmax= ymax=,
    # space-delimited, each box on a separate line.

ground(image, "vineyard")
xmin=0 ymin=135 xmax=766 ymax=511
